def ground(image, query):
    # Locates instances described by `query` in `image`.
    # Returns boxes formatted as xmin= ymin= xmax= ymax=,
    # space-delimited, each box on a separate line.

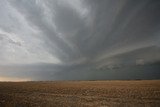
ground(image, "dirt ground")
xmin=0 ymin=80 xmax=160 ymax=107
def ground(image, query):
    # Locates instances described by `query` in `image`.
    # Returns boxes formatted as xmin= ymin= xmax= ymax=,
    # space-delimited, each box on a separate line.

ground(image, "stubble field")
xmin=0 ymin=80 xmax=160 ymax=107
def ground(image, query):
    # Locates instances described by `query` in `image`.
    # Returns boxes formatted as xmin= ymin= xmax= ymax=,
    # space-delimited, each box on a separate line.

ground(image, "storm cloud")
xmin=0 ymin=0 xmax=160 ymax=81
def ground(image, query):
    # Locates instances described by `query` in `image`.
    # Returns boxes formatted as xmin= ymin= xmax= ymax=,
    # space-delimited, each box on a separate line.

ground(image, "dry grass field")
xmin=0 ymin=80 xmax=160 ymax=107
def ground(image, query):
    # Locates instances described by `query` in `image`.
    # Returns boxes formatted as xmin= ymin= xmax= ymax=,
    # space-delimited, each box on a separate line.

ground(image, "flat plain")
xmin=0 ymin=80 xmax=160 ymax=107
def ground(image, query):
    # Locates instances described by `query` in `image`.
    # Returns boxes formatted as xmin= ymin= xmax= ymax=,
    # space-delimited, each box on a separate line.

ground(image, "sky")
xmin=0 ymin=0 xmax=160 ymax=81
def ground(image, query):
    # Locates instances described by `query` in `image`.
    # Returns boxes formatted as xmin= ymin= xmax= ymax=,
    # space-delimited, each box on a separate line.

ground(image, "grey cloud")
xmin=0 ymin=0 xmax=160 ymax=80
xmin=8 ymin=0 xmax=160 ymax=62
xmin=8 ymin=0 xmax=85 ymax=62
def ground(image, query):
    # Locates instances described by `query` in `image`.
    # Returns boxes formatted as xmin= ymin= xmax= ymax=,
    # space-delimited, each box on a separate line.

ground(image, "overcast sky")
xmin=0 ymin=0 xmax=160 ymax=81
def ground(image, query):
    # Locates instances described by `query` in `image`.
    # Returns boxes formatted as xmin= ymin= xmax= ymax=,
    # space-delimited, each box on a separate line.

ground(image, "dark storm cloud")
xmin=7 ymin=0 xmax=160 ymax=61
xmin=0 ymin=0 xmax=160 ymax=80
xmin=8 ymin=0 xmax=89 ymax=62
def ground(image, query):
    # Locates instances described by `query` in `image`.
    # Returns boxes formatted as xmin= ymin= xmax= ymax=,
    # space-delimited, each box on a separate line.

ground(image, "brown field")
xmin=0 ymin=80 xmax=160 ymax=107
